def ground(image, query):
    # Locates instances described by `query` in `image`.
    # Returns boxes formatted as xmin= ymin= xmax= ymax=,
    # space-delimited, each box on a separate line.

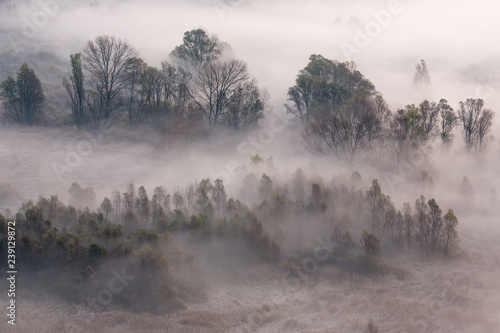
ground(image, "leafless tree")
xmin=152 ymin=186 xmax=167 ymax=211
xmin=122 ymin=183 xmax=136 ymax=213
xmin=476 ymin=108 xmax=494 ymax=151
xmin=304 ymin=92 xmax=383 ymax=167
xmin=172 ymin=189 xmax=185 ymax=211
xmin=136 ymin=186 xmax=150 ymax=226
xmin=222 ymin=84 xmax=266 ymax=129
xmin=111 ymin=190 xmax=122 ymax=223
xmin=403 ymin=202 xmax=414 ymax=248
xmin=141 ymin=66 xmax=163 ymax=110
xmin=458 ymin=98 xmax=495 ymax=152
xmin=414 ymin=195 xmax=429 ymax=250
xmin=82 ymin=35 xmax=138 ymax=122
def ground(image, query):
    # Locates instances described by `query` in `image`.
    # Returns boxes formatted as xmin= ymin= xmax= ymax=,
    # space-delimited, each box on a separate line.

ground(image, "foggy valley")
xmin=0 ymin=0 xmax=499 ymax=332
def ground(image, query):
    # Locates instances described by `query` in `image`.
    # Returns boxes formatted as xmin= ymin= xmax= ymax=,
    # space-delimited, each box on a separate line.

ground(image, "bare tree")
xmin=100 ymin=197 xmax=113 ymax=221
xmin=122 ymin=183 xmax=136 ymax=213
xmin=159 ymin=61 xmax=192 ymax=124
xmin=190 ymin=59 xmax=261 ymax=129
xmin=152 ymin=186 xmax=167 ymax=211
xmin=222 ymin=84 xmax=266 ymax=129
xmin=82 ymin=35 xmax=138 ymax=122
xmin=141 ymin=66 xmax=163 ymax=110
xmin=476 ymin=108 xmax=494 ymax=151
xmin=304 ymin=92 xmax=383 ymax=167
xmin=185 ymin=184 xmax=196 ymax=214
xmin=458 ymin=98 xmax=495 ymax=152
xmin=414 ymin=195 xmax=429 ymax=250
xmin=402 ymin=202 xmax=414 ymax=248
xmin=136 ymin=186 xmax=150 ymax=226
xmin=112 ymin=190 xmax=122 ymax=223
xmin=172 ymin=189 xmax=185 ymax=211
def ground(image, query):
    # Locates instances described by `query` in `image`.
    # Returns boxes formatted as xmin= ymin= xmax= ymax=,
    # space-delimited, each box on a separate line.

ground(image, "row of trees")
xmin=62 ymin=30 xmax=266 ymax=131
xmin=365 ymin=179 xmax=459 ymax=255
xmin=0 ymin=35 xmax=494 ymax=163
xmin=285 ymin=55 xmax=495 ymax=168
xmin=0 ymin=29 xmax=267 ymax=133
xmin=91 ymin=165 xmax=459 ymax=258
xmin=0 ymin=166 xmax=462 ymax=313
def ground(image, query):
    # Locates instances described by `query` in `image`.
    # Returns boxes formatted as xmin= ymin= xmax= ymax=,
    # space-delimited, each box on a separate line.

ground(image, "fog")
xmin=1 ymin=0 xmax=500 ymax=332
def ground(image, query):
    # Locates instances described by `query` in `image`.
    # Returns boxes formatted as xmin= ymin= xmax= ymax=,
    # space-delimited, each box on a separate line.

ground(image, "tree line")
xmin=0 ymin=165 xmax=461 ymax=312
xmin=285 ymin=56 xmax=495 ymax=169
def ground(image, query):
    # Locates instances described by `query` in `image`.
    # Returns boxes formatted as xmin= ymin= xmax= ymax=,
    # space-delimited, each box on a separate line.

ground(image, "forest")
xmin=0 ymin=1 xmax=499 ymax=332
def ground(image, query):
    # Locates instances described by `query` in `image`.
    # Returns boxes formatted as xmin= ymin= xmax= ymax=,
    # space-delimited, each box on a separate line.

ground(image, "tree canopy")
xmin=170 ymin=29 xmax=222 ymax=71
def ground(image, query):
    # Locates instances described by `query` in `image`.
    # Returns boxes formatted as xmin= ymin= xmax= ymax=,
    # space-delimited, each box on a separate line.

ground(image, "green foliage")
xmin=170 ymin=29 xmax=222 ymax=70
xmin=285 ymin=55 xmax=375 ymax=122
xmin=87 ymin=243 xmax=106 ymax=261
